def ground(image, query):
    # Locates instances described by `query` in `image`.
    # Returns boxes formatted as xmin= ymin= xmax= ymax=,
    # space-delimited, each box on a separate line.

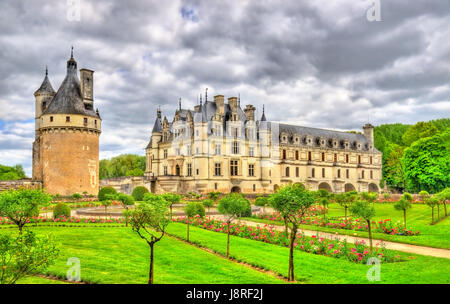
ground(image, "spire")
xmin=260 ymin=104 xmax=267 ymax=121
xmin=205 ymin=88 xmax=208 ymax=102
xmin=179 ymin=98 xmax=181 ymax=111
xmin=199 ymin=94 xmax=203 ymax=107
xmin=67 ymin=46 xmax=77 ymax=73
xmin=152 ymin=108 xmax=162 ymax=133
xmin=71 ymin=45 xmax=74 ymax=58
xmin=34 ymin=66 xmax=55 ymax=96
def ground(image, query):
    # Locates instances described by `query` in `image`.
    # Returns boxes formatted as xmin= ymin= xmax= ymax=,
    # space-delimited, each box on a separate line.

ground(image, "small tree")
xmin=131 ymin=186 xmax=149 ymax=201
xmin=218 ymin=193 xmax=249 ymax=257
xmin=351 ymin=201 xmax=376 ymax=252
xmin=117 ymin=193 xmax=135 ymax=227
xmin=334 ymin=193 xmax=352 ymax=222
xmin=53 ymin=202 xmax=71 ymax=219
xmin=425 ymin=196 xmax=439 ymax=224
xmin=0 ymin=231 xmax=60 ymax=284
xmin=436 ymin=188 xmax=449 ymax=217
xmin=418 ymin=190 xmax=430 ymax=203
xmin=184 ymin=202 xmax=205 ymax=242
xmin=98 ymin=186 xmax=117 ymax=201
xmin=254 ymin=196 xmax=269 ymax=215
xmin=162 ymin=193 xmax=181 ymax=219
xmin=207 ymin=191 xmax=221 ymax=202
xmin=269 ymin=185 xmax=315 ymax=281
xmin=394 ymin=197 xmax=411 ymax=227
xmin=102 ymin=194 xmax=115 ymax=219
xmin=315 ymin=190 xmax=330 ymax=222
xmin=127 ymin=195 xmax=171 ymax=284
xmin=0 ymin=189 xmax=52 ymax=234
xmin=360 ymin=192 xmax=378 ymax=204
xmin=202 ymin=199 xmax=214 ymax=213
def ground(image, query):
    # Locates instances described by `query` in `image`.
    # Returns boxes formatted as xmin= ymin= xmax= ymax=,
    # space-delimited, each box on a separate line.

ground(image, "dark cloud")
xmin=0 ymin=0 xmax=449 ymax=175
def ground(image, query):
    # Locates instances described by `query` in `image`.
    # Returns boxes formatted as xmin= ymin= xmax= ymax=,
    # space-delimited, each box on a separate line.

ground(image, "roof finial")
xmin=238 ymin=93 xmax=241 ymax=107
xmin=71 ymin=46 xmax=74 ymax=58
xmin=205 ymin=88 xmax=208 ymax=102
xmin=263 ymin=104 xmax=265 ymax=114
xmin=179 ymin=97 xmax=182 ymax=110
xmin=45 ymin=66 xmax=48 ymax=76
xmin=200 ymin=94 xmax=203 ymax=106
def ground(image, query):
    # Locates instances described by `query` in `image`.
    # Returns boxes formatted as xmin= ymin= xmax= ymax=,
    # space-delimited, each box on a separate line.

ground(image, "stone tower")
xmin=32 ymin=49 xmax=102 ymax=195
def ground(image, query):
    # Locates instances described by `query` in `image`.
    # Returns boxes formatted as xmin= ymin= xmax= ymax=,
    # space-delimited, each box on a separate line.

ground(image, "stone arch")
xmin=231 ymin=186 xmax=241 ymax=193
xmin=273 ymin=184 xmax=279 ymax=192
xmin=344 ymin=183 xmax=356 ymax=192
xmin=318 ymin=182 xmax=332 ymax=192
xmin=368 ymin=183 xmax=379 ymax=193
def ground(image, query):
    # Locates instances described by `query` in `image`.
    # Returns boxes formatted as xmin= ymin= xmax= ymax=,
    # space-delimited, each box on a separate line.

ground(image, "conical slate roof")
xmin=34 ymin=70 xmax=55 ymax=95
xmin=152 ymin=117 xmax=162 ymax=132
xmin=43 ymin=55 xmax=98 ymax=118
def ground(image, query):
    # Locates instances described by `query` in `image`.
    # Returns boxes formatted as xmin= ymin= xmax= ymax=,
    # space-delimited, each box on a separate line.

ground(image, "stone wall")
xmin=0 ymin=179 xmax=43 ymax=192
xmin=99 ymin=176 xmax=149 ymax=195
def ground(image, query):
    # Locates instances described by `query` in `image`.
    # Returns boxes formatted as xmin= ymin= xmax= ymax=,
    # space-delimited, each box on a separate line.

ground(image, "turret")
xmin=33 ymin=67 xmax=55 ymax=135
xmin=151 ymin=108 xmax=163 ymax=148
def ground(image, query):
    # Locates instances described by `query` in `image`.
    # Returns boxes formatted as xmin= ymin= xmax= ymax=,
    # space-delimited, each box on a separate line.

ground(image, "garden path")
xmin=210 ymin=215 xmax=450 ymax=259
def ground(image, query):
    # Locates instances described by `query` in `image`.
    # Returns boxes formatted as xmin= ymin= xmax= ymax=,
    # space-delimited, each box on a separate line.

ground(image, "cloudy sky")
xmin=1 ymin=0 xmax=449 ymax=176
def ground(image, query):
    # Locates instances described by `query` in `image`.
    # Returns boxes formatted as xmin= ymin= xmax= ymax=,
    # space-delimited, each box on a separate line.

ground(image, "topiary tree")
xmin=207 ymin=191 xmax=221 ymax=202
xmin=202 ymin=199 xmax=214 ymax=213
xmin=102 ymin=194 xmax=116 ymax=219
xmin=98 ymin=186 xmax=117 ymax=201
xmin=394 ymin=196 xmax=412 ymax=227
xmin=334 ymin=193 xmax=351 ymax=222
xmin=269 ymin=185 xmax=315 ymax=281
xmin=351 ymin=201 xmax=376 ymax=252
xmin=131 ymin=186 xmax=149 ymax=201
xmin=162 ymin=192 xmax=181 ymax=219
xmin=425 ymin=196 xmax=439 ymax=224
xmin=436 ymin=188 xmax=449 ymax=217
xmin=117 ymin=193 xmax=135 ymax=227
xmin=0 ymin=231 xmax=60 ymax=284
xmin=254 ymin=196 xmax=269 ymax=215
xmin=184 ymin=202 xmax=205 ymax=242
xmin=53 ymin=202 xmax=71 ymax=219
xmin=0 ymin=189 xmax=52 ymax=234
xmin=218 ymin=193 xmax=249 ymax=257
xmin=127 ymin=195 xmax=171 ymax=284
xmin=418 ymin=190 xmax=430 ymax=202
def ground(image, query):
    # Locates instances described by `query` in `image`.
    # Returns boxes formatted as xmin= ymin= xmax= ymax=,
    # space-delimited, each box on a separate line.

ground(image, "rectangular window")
xmin=215 ymin=183 xmax=218 ymax=190
xmin=50 ymin=116 xmax=53 ymax=122
xmin=94 ymin=120 xmax=97 ymax=127
xmin=296 ymin=167 xmax=299 ymax=177
xmin=163 ymin=166 xmax=168 ymax=175
xmin=346 ymin=154 xmax=349 ymax=163
xmin=232 ymin=141 xmax=239 ymax=154
xmin=248 ymin=164 xmax=254 ymax=177
xmin=370 ymin=170 xmax=373 ymax=179
xmin=83 ymin=117 xmax=88 ymax=126
xmin=214 ymin=163 xmax=221 ymax=176
xmin=253 ymin=184 xmax=256 ymax=192
xmin=283 ymin=149 xmax=287 ymax=160
xmin=295 ymin=150 xmax=299 ymax=160
xmin=187 ymin=164 xmax=192 ymax=177
xmin=322 ymin=168 xmax=325 ymax=178
xmin=334 ymin=153 xmax=337 ymax=163
xmin=338 ymin=169 xmax=341 ymax=178
xmin=322 ymin=152 xmax=325 ymax=162
xmin=370 ymin=156 xmax=373 ymax=165
xmin=164 ymin=149 xmax=168 ymax=158
xmin=346 ymin=169 xmax=349 ymax=179
xmin=196 ymin=169 xmax=199 ymax=175
xmin=230 ymin=160 xmax=238 ymax=176
xmin=249 ymin=147 xmax=254 ymax=157
xmin=187 ymin=145 xmax=191 ymax=156
xmin=362 ymin=170 xmax=365 ymax=179
xmin=215 ymin=144 xmax=221 ymax=155
xmin=311 ymin=168 xmax=315 ymax=178
xmin=308 ymin=151 xmax=312 ymax=161
xmin=358 ymin=155 xmax=361 ymax=164
xmin=66 ymin=116 xmax=70 ymax=122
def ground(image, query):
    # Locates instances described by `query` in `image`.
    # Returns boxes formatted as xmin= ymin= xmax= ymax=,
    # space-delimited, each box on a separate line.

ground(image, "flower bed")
xmin=257 ymin=212 xmax=420 ymax=236
xmin=173 ymin=216 xmax=400 ymax=263
xmin=0 ymin=216 xmax=123 ymax=225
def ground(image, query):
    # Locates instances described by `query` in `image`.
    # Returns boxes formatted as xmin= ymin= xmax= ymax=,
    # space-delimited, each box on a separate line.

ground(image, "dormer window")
xmin=66 ymin=116 xmax=70 ymax=122
xmin=50 ymin=116 xmax=53 ymax=122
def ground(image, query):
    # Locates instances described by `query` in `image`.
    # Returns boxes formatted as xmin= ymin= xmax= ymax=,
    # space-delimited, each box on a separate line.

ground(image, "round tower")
xmin=37 ymin=50 xmax=102 ymax=196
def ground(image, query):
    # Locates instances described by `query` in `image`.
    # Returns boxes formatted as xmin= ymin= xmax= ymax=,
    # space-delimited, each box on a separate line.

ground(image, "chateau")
xmin=32 ymin=50 xmax=101 ymax=195
xmin=145 ymin=92 xmax=382 ymax=194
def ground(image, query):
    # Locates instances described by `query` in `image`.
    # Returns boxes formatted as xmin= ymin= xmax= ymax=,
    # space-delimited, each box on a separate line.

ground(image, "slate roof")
xmin=34 ymin=71 xmax=55 ymax=95
xmin=43 ymin=56 xmax=99 ymax=118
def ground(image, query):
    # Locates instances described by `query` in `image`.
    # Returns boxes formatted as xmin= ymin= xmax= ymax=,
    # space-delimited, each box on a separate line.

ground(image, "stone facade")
xmin=32 ymin=51 xmax=101 ymax=196
xmin=145 ymin=93 xmax=382 ymax=194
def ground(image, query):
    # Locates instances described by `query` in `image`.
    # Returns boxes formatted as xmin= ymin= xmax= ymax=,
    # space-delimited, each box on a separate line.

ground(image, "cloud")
xmin=0 ymin=0 xmax=449 ymax=176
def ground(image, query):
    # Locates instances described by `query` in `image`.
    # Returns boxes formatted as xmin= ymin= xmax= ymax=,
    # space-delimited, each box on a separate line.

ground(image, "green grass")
xmin=16 ymin=275 xmax=69 ymax=284
xmin=1 ymin=227 xmax=284 ymax=284
xmin=166 ymin=222 xmax=450 ymax=284
xmin=245 ymin=203 xmax=450 ymax=249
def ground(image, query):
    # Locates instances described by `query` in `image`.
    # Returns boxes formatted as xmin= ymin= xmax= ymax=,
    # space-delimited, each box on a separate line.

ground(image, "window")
xmin=164 ymin=149 xmax=168 ymax=158
xmin=232 ymin=141 xmax=239 ymax=154
xmin=296 ymin=167 xmax=299 ymax=177
xmin=358 ymin=155 xmax=361 ymax=164
xmin=215 ymin=183 xmax=218 ymax=190
xmin=94 ymin=120 xmax=97 ymax=127
xmin=83 ymin=117 xmax=87 ymax=126
xmin=370 ymin=156 xmax=373 ymax=165
xmin=283 ymin=150 xmax=287 ymax=160
xmin=249 ymin=147 xmax=254 ymax=157
xmin=215 ymin=144 xmax=221 ymax=155
xmin=322 ymin=168 xmax=325 ymax=178
xmin=295 ymin=150 xmax=299 ymax=160
xmin=214 ymin=163 xmax=221 ymax=176
xmin=370 ymin=170 xmax=373 ymax=179
xmin=322 ymin=152 xmax=325 ymax=162
xmin=253 ymin=184 xmax=256 ymax=192
xmin=334 ymin=153 xmax=337 ymax=163
xmin=176 ymin=148 xmax=181 ymax=156
xmin=187 ymin=164 xmax=192 ymax=177
xmin=50 ymin=116 xmax=53 ymax=122
xmin=286 ymin=167 xmax=290 ymax=177
xmin=163 ymin=166 xmax=168 ymax=175
xmin=346 ymin=154 xmax=349 ymax=163
xmin=187 ymin=145 xmax=191 ymax=156
xmin=362 ymin=170 xmax=365 ymax=179
xmin=196 ymin=169 xmax=199 ymax=175
xmin=311 ymin=168 xmax=315 ymax=178
xmin=346 ymin=169 xmax=349 ymax=179
xmin=233 ymin=128 xmax=238 ymax=137
xmin=337 ymin=169 xmax=341 ymax=178
xmin=230 ymin=160 xmax=238 ymax=176
xmin=248 ymin=164 xmax=254 ymax=177
xmin=66 ymin=116 xmax=70 ymax=122
xmin=308 ymin=151 xmax=312 ymax=161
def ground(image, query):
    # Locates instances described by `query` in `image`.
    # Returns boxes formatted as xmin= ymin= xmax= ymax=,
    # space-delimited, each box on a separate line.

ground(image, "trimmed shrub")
xmin=131 ymin=186 xmax=149 ymax=201
xmin=98 ymin=186 xmax=117 ymax=201
xmin=72 ymin=193 xmax=82 ymax=200
xmin=53 ymin=202 xmax=71 ymax=218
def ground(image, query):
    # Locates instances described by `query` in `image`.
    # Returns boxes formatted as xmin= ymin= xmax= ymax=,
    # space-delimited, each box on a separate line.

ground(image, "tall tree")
xmin=402 ymin=121 xmax=439 ymax=147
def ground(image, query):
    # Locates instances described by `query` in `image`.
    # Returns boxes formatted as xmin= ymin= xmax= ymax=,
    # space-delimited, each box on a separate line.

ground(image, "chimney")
xmin=363 ymin=123 xmax=374 ymax=151
xmin=228 ymin=97 xmax=238 ymax=110
xmin=80 ymin=68 xmax=94 ymax=109
xmin=214 ymin=95 xmax=225 ymax=114
xmin=244 ymin=104 xmax=256 ymax=121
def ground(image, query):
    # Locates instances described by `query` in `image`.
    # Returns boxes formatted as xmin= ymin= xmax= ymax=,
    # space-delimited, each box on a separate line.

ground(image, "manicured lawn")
xmin=245 ymin=203 xmax=450 ymax=249
xmin=167 ymin=222 xmax=450 ymax=284
xmin=16 ymin=276 xmax=68 ymax=284
xmin=1 ymin=227 xmax=284 ymax=284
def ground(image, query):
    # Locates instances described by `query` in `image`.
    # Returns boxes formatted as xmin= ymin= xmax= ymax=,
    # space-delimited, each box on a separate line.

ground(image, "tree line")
xmin=99 ymin=154 xmax=145 ymax=179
